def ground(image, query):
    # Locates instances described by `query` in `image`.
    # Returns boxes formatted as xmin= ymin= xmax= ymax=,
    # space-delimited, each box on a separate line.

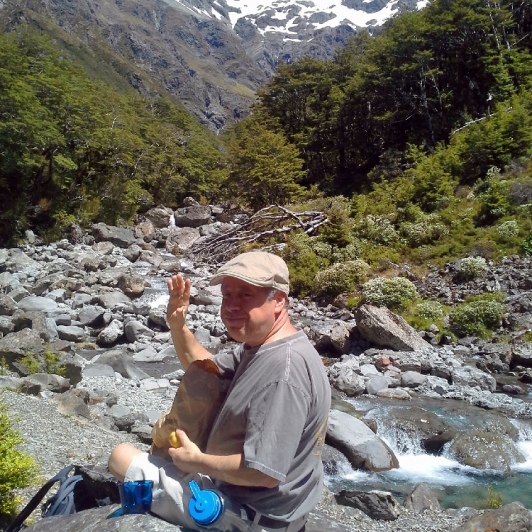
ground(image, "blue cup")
xmin=119 ymin=480 xmax=154 ymax=515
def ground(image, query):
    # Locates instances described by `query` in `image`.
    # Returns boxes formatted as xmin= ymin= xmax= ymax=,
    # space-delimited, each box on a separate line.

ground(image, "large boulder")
xmin=459 ymin=501 xmax=532 ymax=532
xmin=374 ymin=407 xmax=456 ymax=454
xmin=335 ymin=490 xmax=401 ymax=521
xmin=326 ymin=410 xmax=399 ymax=472
xmin=92 ymin=223 xmax=136 ymax=248
xmin=328 ymin=357 xmax=366 ymax=396
xmin=354 ymin=305 xmax=432 ymax=352
xmin=447 ymin=431 xmax=525 ymax=471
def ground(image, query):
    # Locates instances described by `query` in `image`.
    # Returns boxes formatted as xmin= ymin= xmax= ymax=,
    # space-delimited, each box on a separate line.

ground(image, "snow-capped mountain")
xmin=172 ymin=0 xmax=428 ymax=36
xmin=1 ymin=0 xmax=429 ymax=129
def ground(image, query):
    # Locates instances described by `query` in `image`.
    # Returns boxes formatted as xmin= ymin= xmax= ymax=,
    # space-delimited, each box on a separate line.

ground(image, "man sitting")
xmin=108 ymin=251 xmax=331 ymax=531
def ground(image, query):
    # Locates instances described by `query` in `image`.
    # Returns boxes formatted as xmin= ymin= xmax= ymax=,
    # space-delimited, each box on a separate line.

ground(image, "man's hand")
xmin=167 ymin=274 xmax=191 ymax=330
xmin=168 ymin=430 xmax=203 ymax=474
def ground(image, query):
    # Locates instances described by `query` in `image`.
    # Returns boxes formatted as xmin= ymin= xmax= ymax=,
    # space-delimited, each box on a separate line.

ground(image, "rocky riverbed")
xmin=2 ymin=203 xmax=532 ymax=531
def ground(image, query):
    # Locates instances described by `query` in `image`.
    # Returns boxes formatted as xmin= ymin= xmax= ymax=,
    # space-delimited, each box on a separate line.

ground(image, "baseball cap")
xmin=210 ymin=251 xmax=290 ymax=295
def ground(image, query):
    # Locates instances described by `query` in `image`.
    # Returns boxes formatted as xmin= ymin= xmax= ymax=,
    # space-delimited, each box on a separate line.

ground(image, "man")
xmin=108 ymin=251 xmax=331 ymax=531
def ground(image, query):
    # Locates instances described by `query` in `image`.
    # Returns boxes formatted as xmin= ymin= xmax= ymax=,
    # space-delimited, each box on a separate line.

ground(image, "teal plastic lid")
xmin=188 ymin=480 xmax=223 ymax=526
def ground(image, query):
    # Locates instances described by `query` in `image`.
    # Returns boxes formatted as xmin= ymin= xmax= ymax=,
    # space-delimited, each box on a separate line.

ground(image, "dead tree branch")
xmin=190 ymin=205 xmax=328 ymax=265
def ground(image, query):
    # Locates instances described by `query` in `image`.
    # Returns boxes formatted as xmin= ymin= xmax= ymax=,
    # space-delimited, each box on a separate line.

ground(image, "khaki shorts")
xmin=125 ymin=453 xmax=305 ymax=532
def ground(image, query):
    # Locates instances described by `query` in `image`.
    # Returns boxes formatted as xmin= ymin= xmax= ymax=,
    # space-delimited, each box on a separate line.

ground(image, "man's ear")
xmin=274 ymin=291 xmax=287 ymax=312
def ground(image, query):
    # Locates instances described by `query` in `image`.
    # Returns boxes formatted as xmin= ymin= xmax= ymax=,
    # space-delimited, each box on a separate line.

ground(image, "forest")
xmin=1 ymin=0 xmax=532 ymax=300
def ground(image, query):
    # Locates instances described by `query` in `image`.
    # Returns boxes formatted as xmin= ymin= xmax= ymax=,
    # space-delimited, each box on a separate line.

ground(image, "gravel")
xmin=2 ymin=376 xmax=471 ymax=531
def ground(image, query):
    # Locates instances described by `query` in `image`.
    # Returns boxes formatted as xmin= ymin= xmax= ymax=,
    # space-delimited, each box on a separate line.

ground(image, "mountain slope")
xmin=0 ymin=0 xmax=427 ymax=130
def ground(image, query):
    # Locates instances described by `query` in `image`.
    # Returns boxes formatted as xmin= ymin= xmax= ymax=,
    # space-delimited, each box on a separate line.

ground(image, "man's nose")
xmin=222 ymin=296 xmax=240 ymax=310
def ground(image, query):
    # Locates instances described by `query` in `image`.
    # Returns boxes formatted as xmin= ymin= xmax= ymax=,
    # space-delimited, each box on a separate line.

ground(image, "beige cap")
xmin=210 ymin=251 xmax=290 ymax=295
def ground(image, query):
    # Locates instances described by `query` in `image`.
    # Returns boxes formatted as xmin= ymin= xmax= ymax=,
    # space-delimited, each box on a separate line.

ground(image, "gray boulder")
xmin=355 ymin=305 xmax=432 ymax=352
xmin=458 ymin=501 xmax=532 ymax=532
xmin=335 ymin=490 xmax=401 ymax=521
xmin=326 ymin=410 xmax=399 ymax=472
xmin=173 ymin=205 xmax=212 ymax=228
xmin=448 ymin=430 xmax=525 ymax=471
xmin=92 ymin=223 xmax=136 ymax=248
xmin=404 ymin=483 xmax=441 ymax=513
xmin=18 ymin=296 xmax=59 ymax=314
xmin=328 ymin=357 xmax=366 ymax=396
xmin=97 ymin=320 xmax=124 ymax=346
xmin=452 ymin=365 xmax=496 ymax=392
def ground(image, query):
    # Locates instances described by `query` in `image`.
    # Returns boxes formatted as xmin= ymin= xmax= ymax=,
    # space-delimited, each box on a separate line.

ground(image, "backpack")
xmin=6 ymin=465 xmax=83 ymax=532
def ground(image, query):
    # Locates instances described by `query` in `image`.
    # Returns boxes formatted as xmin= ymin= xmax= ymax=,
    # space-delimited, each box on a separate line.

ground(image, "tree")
xmin=224 ymin=118 xmax=306 ymax=210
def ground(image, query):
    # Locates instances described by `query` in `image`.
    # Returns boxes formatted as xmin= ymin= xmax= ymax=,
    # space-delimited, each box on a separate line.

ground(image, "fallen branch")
xmin=190 ymin=205 xmax=328 ymax=264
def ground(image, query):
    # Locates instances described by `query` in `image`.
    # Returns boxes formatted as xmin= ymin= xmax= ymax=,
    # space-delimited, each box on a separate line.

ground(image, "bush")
xmin=449 ymin=298 xmax=505 ymax=338
xmin=415 ymin=300 xmax=445 ymax=321
xmin=0 ymin=397 xmax=38 ymax=523
xmin=355 ymin=215 xmax=399 ymax=245
xmin=361 ymin=276 xmax=418 ymax=311
xmin=399 ymin=213 xmax=449 ymax=247
xmin=496 ymin=220 xmax=519 ymax=241
xmin=459 ymin=256 xmax=488 ymax=279
xmin=314 ymin=260 xmax=370 ymax=297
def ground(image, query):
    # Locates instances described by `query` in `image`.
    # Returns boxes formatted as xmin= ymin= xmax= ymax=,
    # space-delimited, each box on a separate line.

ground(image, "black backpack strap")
xmin=6 ymin=465 xmax=76 ymax=532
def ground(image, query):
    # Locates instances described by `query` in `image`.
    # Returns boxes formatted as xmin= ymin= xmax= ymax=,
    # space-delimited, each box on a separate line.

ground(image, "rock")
xmin=57 ymin=325 xmax=87 ymax=343
xmin=78 ymin=306 xmax=107 ymax=327
xmin=326 ymin=410 xmax=399 ymax=472
xmin=512 ymin=343 xmax=532 ymax=367
xmin=97 ymin=320 xmax=124 ymax=346
xmin=447 ymin=430 xmax=525 ymax=471
xmin=173 ymin=205 xmax=212 ymax=228
xmin=458 ymin=501 xmax=532 ymax=532
xmin=165 ymin=227 xmax=201 ymax=253
xmin=93 ymin=350 xmax=151 ymax=380
xmin=118 ymin=273 xmax=146 ymax=298
xmin=328 ymin=357 xmax=366 ymax=396
xmin=25 ymin=373 xmax=71 ymax=393
xmin=404 ymin=483 xmax=441 ymax=513
xmin=23 ymin=504 xmax=183 ymax=531
xmin=124 ymin=320 xmax=155 ymax=342
xmin=18 ymin=296 xmax=59 ymax=313
xmin=335 ymin=489 xmax=401 ymax=521
xmin=376 ymin=388 xmax=412 ymax=400
xmin=308 ymin=320 xmax=353 ymax=356
xmin=98 ymin=292 xmax=131 ymax=310
xmin=92 ymin=223 xmax=136 ymax=248
xmin=0 ymin=295 xmax=17 ymax=315
xmin=366 ymin=376 xmax=389 ymax=395
xmin=378 ymin=407 xmax=456 ymax=454
xmin=144 ymin=206 xmax=174 ymax=228
xmin=0 ymin=328 xmax=45 ymax=370
xmin=355 ymin=305 xmax=432 ymax=352
xmin=53 ymin=392 xmax=91 ymax=419
xmin=401 ymin=371 xmax=428 ymax=388
xmin=452 ymin=365 xmax=496 ymax=392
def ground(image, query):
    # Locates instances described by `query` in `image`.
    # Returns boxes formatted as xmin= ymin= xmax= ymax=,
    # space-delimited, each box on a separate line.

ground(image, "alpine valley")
xmin=0 ymin=0 xmax=428 ymax=130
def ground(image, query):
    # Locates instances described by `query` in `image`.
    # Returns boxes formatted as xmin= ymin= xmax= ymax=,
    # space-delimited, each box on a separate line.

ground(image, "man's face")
xmin=220 ymin=277 xmax=282 ymax=347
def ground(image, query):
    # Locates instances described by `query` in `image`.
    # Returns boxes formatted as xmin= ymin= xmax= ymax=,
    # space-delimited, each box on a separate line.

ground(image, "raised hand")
xmin=167 ymin=274 xmax=191 ymax=330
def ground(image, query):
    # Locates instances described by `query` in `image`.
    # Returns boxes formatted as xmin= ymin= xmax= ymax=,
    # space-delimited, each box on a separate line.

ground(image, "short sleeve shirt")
xmin=207 ymin=331 xmax=331 ymax=521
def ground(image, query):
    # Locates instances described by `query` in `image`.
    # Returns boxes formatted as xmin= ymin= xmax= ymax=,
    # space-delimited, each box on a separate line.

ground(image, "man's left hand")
xmin=167 ymin=429 xmax=203 ymax=474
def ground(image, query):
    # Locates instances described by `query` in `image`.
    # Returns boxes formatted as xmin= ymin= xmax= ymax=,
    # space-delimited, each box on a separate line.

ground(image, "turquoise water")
xmin=325 ymin=397 xmax=532 ymax=510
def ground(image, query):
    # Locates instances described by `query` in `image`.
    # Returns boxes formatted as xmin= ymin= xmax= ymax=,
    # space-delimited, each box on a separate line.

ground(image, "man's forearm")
xmin=197 ymin=453 xmax=279 ymax=489
xmin=170 ymin=323 xmax=211 ymax=370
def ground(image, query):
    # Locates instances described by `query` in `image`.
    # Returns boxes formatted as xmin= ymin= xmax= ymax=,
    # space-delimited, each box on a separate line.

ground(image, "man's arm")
xmin=168 ymin=430 xmax=280 ymax=489
xmin=167 ymin=274 xmax=211 ymax=370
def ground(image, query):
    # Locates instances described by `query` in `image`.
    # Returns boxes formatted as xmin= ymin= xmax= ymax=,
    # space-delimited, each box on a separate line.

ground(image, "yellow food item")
xmin=169 ymin=431 xmax=181 ymax=448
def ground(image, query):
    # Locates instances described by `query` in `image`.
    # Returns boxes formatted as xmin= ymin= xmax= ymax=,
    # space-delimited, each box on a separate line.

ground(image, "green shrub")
xmin=314 ymin=260 xmax=370 ymax=297
xmin=361 ymin=276 xmax=418 ymax=311
xmin=0 ymin=397 xmax=38 ymax=522
xmin=449 ymin=298 xmax=505 ymax=338
xmin=19 ymin=354 xmax=41 ymax=375
xmin=355 ymin=215 xmax=399 ymax=245
xmin=523 ymin=232 xmax=532 ymax=256
xmin=399 ymin=213 xmax=449 ymax=247
xmin=486 ymin=485 xmax=503 ymax=509
xmin=459 ymin=256 xmax=489 ymax=279
xmin=496 ymin=220 xmax=519 ymax=240
xmin=44 ymin=350 xmax=66 ymax=377
xmin=415 ymin=300 xmax=445 ymax=321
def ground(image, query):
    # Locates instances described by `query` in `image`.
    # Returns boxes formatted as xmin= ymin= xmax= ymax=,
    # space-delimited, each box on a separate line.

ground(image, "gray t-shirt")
xmin=207 ymin=330 xmax=331 ymax=522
